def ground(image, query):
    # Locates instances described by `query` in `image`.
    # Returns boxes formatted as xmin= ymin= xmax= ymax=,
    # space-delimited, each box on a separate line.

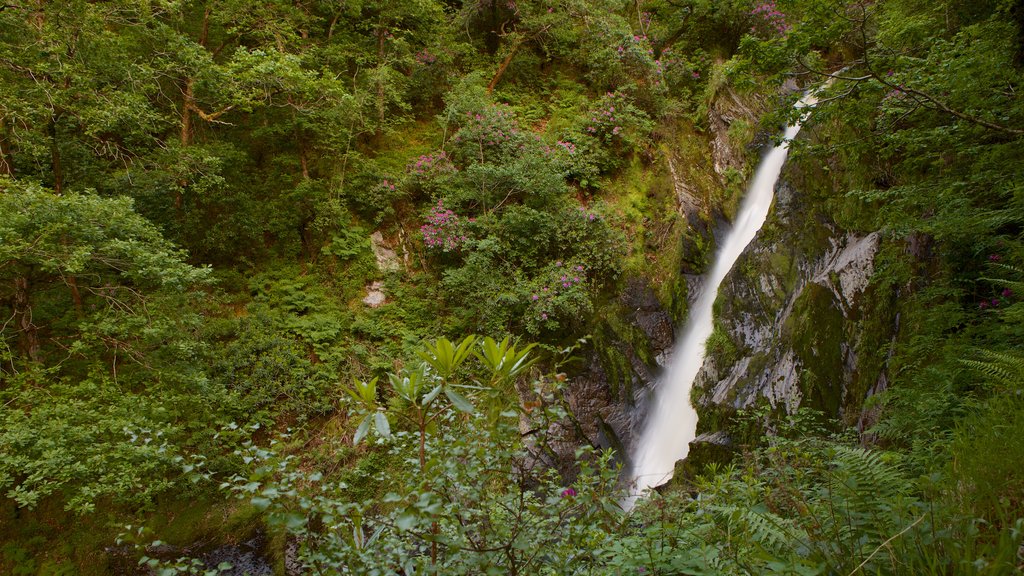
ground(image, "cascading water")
xmin=624 ymin=91 xmax=821 ymax=510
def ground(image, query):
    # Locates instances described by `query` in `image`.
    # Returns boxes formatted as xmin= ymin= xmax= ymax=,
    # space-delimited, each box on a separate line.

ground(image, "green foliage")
xmin=201 ymin=419 xmax=619 ymax=575
xmin=0 ymin=180 xmax=224 ymax=514
xmin=613 ymin=429 xmax=1023 ymax=575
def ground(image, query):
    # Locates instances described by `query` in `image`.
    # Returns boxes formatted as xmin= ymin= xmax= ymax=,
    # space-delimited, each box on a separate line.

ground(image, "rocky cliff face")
xmin=693 ymin=165 xmax=890 ymax=434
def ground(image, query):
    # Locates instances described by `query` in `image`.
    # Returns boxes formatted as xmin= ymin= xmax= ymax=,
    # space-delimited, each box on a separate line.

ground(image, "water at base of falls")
xmin=623 ymin=92 xmax=821 ymax=511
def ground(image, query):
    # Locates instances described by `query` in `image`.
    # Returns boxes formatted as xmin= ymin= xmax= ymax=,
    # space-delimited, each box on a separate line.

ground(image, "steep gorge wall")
xmin=689 ymin=148 xmax=899 ymax=460
xmin=552 ymin=85 xmax=775 ymax=470
xmin=558 ymin=85 xmax=902 ymax=481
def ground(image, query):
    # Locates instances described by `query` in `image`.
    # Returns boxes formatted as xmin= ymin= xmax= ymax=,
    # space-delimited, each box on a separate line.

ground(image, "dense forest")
xmin=1 ymin=0 xmax=1023 ymax=574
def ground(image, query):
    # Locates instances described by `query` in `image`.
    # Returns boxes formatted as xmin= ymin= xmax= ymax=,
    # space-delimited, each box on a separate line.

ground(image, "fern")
xmin=959 ymin=349 xmax=1024 ymax=393
xmin=829 ymin=445 xmax=907 ymax=503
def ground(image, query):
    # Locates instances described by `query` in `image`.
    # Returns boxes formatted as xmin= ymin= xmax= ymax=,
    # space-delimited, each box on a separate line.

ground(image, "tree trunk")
xmin=49 ymin=118 xmax=62 ymax=194
xmin=67 ymin=275 xmax=83 ymax=317
xmin=180 ymin=77 xmax=194 ymax=148
xmin=376 ymin=25 xmax=386 ymax=139
xmin=487 ymin=40 xmax=522 ymax=94
xmin=0 ymin=116 xmax=11 ymax=176
xmin=13 ymin=276 xmax=40 ymax=363
xmin=179 ymin=7 xmax=211 ymax=148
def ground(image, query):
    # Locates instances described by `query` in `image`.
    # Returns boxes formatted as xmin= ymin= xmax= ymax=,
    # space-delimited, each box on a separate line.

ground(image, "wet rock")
xmin=619 ymin=278 xmax=675 ymax=355
xmin=708 ymin=87 xmax=766 ymax=177
xmin=107 ymin=531 xmax=275 ymax=576
xmin=694 ymin=173 xmax=885 ymax=417
xmin=202 ymin=535 xmax=273 ymax=576
xmin=671 ymin=432 xmax=737 ymax=484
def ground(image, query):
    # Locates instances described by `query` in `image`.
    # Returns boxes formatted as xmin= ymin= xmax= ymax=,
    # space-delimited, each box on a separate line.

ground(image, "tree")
xmin=0 ymin=178 xmax=220 ymax=513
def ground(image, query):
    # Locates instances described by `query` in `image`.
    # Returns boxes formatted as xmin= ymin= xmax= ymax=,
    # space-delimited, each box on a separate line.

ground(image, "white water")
xmin=624 ymin=92 xmax=820 ymax=510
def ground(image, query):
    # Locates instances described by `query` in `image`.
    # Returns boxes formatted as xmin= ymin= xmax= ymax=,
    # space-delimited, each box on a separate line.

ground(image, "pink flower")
xmin=561 ymin=487 xmax=576 ymax=498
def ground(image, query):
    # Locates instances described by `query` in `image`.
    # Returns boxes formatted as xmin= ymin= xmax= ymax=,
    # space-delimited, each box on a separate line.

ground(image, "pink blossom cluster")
xmin=751 ymin=1 xmax=790 ymax=35
xmin=407 ymin=151 xmax=456 ymax=177
xmin=414 ymin=48 xmax=437 ymax=65
xmin=589 ymin=93 xmax=618 ymax=135
xmin=374 ymin=179 xmax=398 ymax=194
xmin=541 ymin=140 xmax=578 ymax=158
xmin=530 ymin=262 xmax=589 ymax=322
xmin=451 ymin=104 xmax=522 ymax=149
xmin=421 ymin=200 xmax=467 ymax=251
xmin=614 ymin=34 xmax=655 ymax=62
xmin=585 ymin=93 xmax=626 ymax=139
xmin=979 ymin=288 xmax=1013 ymax=309
xmin=577 ymin=206 xmax=601 ymax=222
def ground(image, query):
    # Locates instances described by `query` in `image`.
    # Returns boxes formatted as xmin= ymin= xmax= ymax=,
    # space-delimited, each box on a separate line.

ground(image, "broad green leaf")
xmin=374 ymin=411 xmax=391 ymax=438
xmin=422 ymin=384 xmax=443 ymax=406
xmin=444 ymin=387 xmax=475 ymax=413
xmin=354 ymin=414 xmax=372 ymax=445
xmin=395 ymin=511 xmax=417 ymax=531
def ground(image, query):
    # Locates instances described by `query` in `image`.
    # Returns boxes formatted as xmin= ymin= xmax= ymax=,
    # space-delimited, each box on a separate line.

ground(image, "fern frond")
xmin=960 ymin=349 xmax=1024 ymax=393
xmin=709 ymin=503 xmax=803 ymax=553
xmin=828 ymin=446 xmax=908 ymax=509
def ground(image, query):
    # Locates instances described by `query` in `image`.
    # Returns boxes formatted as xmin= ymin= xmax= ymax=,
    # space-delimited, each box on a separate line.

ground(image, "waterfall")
xmin=624 ymin=91 xmax=820 ymax=510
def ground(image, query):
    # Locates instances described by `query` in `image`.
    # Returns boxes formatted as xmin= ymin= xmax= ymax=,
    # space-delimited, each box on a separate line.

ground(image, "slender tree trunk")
xmin=176 ymin=7 xmax=211 ymax=209
xmin=487 ymin=40 xmax=522 ymax=94
xmin=0 ymin=116 xmax=11 ymax=176
xmin=487 ymin=0 xmax=501 ymax=54
xmin=180 ymin=77 xmax=194 ymax=148
xmin=67 ymin=275 xmax=83 ymax=317
xmin=376 ymin=24 xmax=386 ymax=139
xmin=299 ymin=146 xmax=310 ymax=179
xmin=49 ymin=118 xmax=62 ymax=193
xmin=13 ymin=276 xmax=39 ymax=363
xmin=180 ymin=7 xmax=211 ymax=148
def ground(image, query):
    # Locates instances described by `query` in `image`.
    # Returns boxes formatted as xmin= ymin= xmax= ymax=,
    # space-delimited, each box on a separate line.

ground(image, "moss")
xmin=844 ymin=272 xmax=899 ymax=424
xmin=783 ymin=283 xmax=846 ymax=416
xmin=705 ymin=321 xmax=740 ymax=368
xmin=671 ymin=439 xmax=738 ymax=487
xmin=0 ymin=494 xmax=263 ymax=576
xmin=592 ymin=322 xmax=640 ymax=400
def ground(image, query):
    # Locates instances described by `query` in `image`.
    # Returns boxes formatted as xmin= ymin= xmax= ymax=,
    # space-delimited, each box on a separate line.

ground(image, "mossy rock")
xmin=783 ymin=282 xmax=845 ymax=416
xmin=670 ymin=433 xmax=738 ymax=487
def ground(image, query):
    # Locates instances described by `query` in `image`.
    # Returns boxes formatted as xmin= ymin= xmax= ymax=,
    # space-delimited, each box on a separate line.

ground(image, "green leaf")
xmin=444 ymin=388 xmax=475 ymax=413
xmin=354 ymin=414 xmax=372 ymax=445
xmin=251 ymin=496 xmax=272 ymax=511
xmin=422 ymin=384 xmax=443 ymax=406
xmin=283 ymin=513 xmax=306 ymax=531
xmin=374 ymin=411 xmax=391 ymax=438
xmin=395 ymin=511 xmax=417 ymax=531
